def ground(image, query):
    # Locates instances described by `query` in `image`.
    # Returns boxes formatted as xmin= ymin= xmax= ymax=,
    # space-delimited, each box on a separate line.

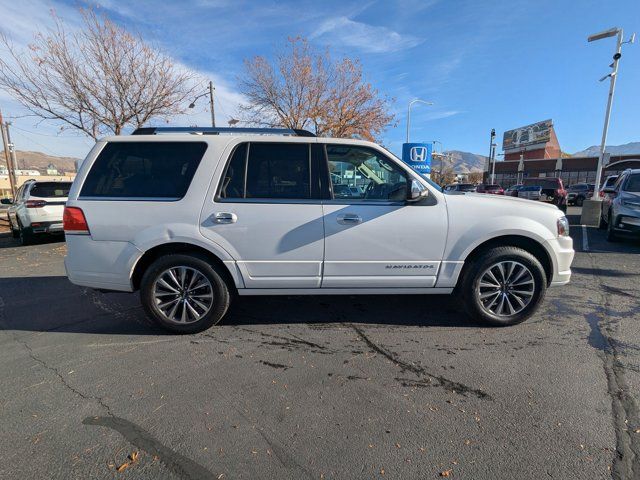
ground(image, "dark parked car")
xmin=505 ymin=184 xmax=524 ymax=197
xmin=567 ymin=183 xmax=595 ymax=206
xmin=476 ymin=184 xmax=504 ymax=195
xmin=599 ymin=175 xmax=618 ymax=198
xmin=444 ymin=183 xmax=477 ymax=193
xmin=522 ymin=177 xmax=567 ymax=212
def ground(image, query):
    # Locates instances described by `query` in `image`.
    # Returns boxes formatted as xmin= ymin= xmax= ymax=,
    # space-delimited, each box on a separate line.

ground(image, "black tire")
xmin=576 ymin=196 xmax=584 ymax=207
xmin=598 ymin=211 xmax=607 ymax=230
xmin=18 ymin=222 xmax=33 ymax=246
xmin=606 ymin=213 xmax=618 ymax=242
xmin=140 ymin=253 xmax=231 ymax=334
xmin=8 ymin=216 xmax=19 ymax=238
xmin=559 ymin=203 xmax=567 ymax=213
xmin=458 ymin=246 xmax=547 ymax=327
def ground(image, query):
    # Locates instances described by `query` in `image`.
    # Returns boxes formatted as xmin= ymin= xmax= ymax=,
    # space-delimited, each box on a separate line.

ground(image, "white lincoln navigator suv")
xmin=63 ymin=127 xmax=574 ymax=333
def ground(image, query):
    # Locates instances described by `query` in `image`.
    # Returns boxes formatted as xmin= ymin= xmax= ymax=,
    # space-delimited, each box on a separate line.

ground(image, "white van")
xmin=63 ymin=127 xmax=574 ymax=333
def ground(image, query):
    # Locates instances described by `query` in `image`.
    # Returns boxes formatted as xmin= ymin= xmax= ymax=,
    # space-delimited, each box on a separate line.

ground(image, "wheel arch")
xmin=130 ymin=242 xmax=242 ymax=292
xmin=458 ymin=235 xmax=554 ymax=287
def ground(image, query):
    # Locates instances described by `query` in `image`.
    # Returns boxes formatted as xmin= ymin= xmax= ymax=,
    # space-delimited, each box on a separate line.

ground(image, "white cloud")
xmin=311 ymin=16 xmax=423 ymax=54
xmin=0 ymin=0 xmax=247 ymax=157
xmin=422 ymin=110 xmax=462 ymax=121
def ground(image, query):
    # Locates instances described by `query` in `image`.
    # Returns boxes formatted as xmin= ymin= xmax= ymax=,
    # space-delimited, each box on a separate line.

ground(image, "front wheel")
xmin=140 ymin=253 xmax=232 ymax=334
xmin=458 ymin=246 xmax=547 ymax=327
xmin=576 ymin=196 xmax=584 ymax=207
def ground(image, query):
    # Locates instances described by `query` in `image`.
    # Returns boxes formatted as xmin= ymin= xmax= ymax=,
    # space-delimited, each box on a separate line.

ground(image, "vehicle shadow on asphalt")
xmin=0 ymin=232 xmax=66 ymax=249
xmin=0 ymin=275 xmax=482 ymax=335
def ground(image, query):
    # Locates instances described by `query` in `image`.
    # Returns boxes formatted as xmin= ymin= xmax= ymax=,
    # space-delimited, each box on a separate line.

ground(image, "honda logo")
xmin=410 ymin=146 xmax=427 ymax=163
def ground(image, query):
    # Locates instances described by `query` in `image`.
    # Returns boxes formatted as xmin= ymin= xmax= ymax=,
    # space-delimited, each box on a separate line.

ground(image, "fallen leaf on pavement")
xmin=116 ymin=462 xmax=129 ymax=472
xmin=440 ymin=469 xmax=452 ymax=477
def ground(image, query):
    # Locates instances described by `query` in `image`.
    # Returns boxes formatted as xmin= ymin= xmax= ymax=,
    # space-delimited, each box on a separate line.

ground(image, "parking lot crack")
xmin=351 ymin=325 xmax=491 ymax=400
xmin=585 ymin=252 xmax=640 ymax=480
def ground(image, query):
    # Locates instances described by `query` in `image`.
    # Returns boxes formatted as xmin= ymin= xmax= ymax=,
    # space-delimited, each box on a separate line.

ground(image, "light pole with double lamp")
xmin=587 ymin=27 xmax=635 ymax=200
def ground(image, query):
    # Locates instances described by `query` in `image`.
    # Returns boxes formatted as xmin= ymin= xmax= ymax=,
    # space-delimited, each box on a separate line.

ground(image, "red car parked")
xmin=476 ymin=184 xmax=504 ymax=195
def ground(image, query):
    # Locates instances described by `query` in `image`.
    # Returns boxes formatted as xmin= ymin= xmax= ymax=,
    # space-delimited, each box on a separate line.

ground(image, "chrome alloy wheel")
xmin=475 ymin=261 xmax=535 ymax=317
xmin=152 ymin=266 xmax=214 ymax=324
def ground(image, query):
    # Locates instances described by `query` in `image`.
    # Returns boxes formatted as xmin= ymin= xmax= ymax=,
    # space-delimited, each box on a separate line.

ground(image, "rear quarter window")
xmin=80 ymin=141 xmax=207 ymax=200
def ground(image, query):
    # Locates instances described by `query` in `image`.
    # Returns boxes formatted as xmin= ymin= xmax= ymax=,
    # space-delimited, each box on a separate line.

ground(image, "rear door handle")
xmin=211 ymin=212 xmax=237 ymax=224
xmin=337 ymin=213 xmax=362 ymax=225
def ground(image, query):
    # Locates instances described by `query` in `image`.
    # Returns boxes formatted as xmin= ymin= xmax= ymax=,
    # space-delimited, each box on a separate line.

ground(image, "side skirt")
xmin=237 ymin=287 xmax=454 ymax=296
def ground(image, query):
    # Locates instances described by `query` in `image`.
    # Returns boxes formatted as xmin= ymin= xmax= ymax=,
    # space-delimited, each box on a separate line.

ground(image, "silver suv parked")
xmin=600 ymin=169 xmax=640 ymax=241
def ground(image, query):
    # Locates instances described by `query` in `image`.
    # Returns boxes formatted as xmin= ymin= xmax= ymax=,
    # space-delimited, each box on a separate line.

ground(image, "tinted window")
xmin=29 ymin=182 xmax=72 ymax=198
xmin=246 ymin=143 xmax=311 ymax=199
xmin=219 ymin=144 xmax=247 ymax=199
xmin=327 ymin=145 xmax=409 ymax=201
xmin=81 ymin=142 xmax=207 ymax=199
xmin=219 ymin=143 xmax=314 ymax=200
xmin=624 ymin=174 xmax=640 ymax=192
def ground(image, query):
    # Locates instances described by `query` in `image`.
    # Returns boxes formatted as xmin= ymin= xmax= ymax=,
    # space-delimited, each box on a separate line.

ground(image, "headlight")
xmin=557 ymin=216 xmax=570 ymax=237
xmin=621 ymin=199 xmax=640 ymax=209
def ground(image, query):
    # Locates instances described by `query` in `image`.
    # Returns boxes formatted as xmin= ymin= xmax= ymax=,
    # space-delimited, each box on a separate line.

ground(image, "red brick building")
xmin=485 ymin=119 xmax=640 ymax=187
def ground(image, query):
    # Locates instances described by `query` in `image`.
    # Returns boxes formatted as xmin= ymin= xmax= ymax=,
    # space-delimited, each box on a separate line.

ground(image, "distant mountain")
xmin=440 ymin=150 xmax=487 ymax=173
xmin=0 ymin=150 xmax=78 ymax=174
xmin=572 ymin=142 xmax=640 ymax=157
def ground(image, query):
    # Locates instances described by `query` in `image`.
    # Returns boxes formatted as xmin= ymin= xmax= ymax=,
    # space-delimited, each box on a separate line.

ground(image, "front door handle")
xmin=337 ymin=213 xmax=362 ymax=225
xmin=211 ymin=212 xmax=237 ymax=224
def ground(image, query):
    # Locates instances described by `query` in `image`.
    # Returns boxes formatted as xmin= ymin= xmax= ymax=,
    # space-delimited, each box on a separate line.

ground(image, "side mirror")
xmin=0 ymin=198 xmax=13 ymax=205
xmin=407 ymin=179 xmax=428 ymax=202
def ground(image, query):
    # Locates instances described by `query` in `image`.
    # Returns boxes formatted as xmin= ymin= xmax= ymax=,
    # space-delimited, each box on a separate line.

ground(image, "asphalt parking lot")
xmin=0 ymin=207 xmax=639 ymax=479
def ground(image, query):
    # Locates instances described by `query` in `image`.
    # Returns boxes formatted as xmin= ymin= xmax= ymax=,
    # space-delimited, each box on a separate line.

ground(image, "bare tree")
xmin=0 ymin=9 xmax=198 ymax=138
xmin=240 ymin=37 xmax=394 ymax=141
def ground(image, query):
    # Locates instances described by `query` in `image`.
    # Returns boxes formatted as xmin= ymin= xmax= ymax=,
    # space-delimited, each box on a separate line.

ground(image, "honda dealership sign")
xmin=402 ymin=142 xmax=432 ymax=175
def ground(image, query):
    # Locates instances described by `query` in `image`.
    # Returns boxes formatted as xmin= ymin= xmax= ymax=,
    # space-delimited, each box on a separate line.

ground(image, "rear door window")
xmin=80 ymin=141 xmax=207 ymax=199
xmin=218 ymin=142 xmax=318 ymax=200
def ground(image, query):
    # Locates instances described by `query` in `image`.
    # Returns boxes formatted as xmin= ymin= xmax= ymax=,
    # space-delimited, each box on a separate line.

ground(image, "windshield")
xmin=624 ymin=174 xmax=640 ymax=192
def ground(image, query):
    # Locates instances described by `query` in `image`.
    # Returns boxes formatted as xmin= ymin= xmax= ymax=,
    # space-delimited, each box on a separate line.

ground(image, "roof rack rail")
xmin=131 ymin=126 xmax=316 ymax=137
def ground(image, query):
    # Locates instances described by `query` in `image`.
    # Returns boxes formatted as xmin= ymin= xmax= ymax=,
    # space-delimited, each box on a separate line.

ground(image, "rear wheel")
xmin=606 ymin=213 xmax=618 ymax=242
xmin=458 ymin=246 xmax=547 ymax=327
xmin=18 ymin=222 xmax=33 ymax=246
xmin=140 ymin=253 xmax=231 ymax=334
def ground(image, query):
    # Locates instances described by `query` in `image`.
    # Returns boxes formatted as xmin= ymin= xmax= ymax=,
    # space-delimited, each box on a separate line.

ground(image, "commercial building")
xmin=485 ymin=119 xmax=640 ymax=187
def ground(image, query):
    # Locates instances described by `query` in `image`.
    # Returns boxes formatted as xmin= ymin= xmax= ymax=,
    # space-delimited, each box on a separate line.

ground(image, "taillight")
xmin=63 ymin=207 xmax=90 ymax=234
xmin=26 ymin=200 xmax=47 ymax=208
xmin=599 ymin=191 xmax=605 ymax=198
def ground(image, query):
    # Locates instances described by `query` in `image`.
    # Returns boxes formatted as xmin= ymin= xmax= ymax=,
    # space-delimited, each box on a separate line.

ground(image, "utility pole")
xmin=0 ymin=109 xmax=17 ymax=199
xmin=209 ymin=81 xmax=216 ymax=127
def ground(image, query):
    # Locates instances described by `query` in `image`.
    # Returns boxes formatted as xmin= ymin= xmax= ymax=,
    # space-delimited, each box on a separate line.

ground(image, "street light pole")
xmin=488 ymin=129 xmax=496 ymax=184
xmin=406 ymin=99 xmax=433 ymax=143
xmin=588 ymin=27 xmax=635 ymax=200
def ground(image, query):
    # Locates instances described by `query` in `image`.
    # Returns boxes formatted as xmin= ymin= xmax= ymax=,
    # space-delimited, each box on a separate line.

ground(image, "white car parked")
xmin=7 ymin=180 xmax=72 ymax=245
xmin=64 ymin=127 xmax=574 ymax=333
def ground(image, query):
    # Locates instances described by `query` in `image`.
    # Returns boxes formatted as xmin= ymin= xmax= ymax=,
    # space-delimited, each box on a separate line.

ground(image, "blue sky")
xmin=0 ymin=0 xmax=639 ymax=159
